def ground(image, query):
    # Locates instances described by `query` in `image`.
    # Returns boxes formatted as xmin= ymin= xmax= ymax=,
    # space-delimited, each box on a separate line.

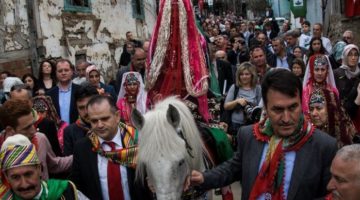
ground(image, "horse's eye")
xmin=178 ymin=159 xmax=185 ymax=166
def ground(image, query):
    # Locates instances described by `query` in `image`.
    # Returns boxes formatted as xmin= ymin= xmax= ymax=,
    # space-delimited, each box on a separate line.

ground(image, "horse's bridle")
xmin=176 ymin=127 xmax=194 ymax=158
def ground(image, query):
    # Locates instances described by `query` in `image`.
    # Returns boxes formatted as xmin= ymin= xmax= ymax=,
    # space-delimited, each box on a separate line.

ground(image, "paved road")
xmin=213 ymin=182 xmax=241 ymax=200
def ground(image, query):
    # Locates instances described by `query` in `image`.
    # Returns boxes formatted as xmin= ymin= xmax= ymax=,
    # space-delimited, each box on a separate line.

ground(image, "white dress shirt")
xmin=98 ymin=129 xmax=130 ymax=200
xmin=321 ymin=36 xmax=332 ymax=55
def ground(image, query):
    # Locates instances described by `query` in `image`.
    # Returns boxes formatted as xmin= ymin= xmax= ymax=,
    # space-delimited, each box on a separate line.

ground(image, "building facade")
xmin=0 ymin=0 xmax=157 ymax=81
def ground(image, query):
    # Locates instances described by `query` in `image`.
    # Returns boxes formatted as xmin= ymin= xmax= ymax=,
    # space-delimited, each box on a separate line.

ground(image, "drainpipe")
xmin=278 ymin=0 xmax=281 ymax=17
xmin=26 ymin=0 xmax=39 ymax=77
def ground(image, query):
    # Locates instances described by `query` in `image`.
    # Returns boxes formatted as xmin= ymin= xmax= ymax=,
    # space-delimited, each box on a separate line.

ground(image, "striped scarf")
xmin=89 ymin=122 xmax=138 ymax=168
xmin=249 ymin=115 xmax=315 ymax=200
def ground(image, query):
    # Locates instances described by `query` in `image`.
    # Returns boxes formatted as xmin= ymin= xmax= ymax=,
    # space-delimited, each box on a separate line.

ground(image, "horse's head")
xmin=132 ymin=96 xmax=204 ymax=200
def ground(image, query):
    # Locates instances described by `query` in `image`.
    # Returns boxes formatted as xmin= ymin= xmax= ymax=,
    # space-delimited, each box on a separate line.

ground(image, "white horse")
xmin=132 ymin=96 xmax=208 ymax=200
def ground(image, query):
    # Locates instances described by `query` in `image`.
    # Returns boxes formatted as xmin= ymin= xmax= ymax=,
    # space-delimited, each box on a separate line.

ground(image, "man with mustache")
xmin=0 ymin=99 xmax=72 ymax=180
xmin=190 ymin=69 xmax=338 ymax=199
xmin=0 ymin=134 xmax=87 ymax=199
xmin=326 ymin=144 xmax=360 ymax=200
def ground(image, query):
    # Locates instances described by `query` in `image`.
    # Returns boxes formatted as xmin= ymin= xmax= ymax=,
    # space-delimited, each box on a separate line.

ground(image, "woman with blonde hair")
xmin=224 ymin=62 xmax=262 ymax=135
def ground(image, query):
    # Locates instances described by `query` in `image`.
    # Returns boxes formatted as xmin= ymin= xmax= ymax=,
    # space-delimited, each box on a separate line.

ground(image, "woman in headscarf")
xmin=116 ymin=72 xmax=147 ymax=125
xmin=302 ymin=54 xmax=338 ymax=117
xmin=334 ymin=44 xmax=360 ymax=104
xmin=85 ymin=65 xmax=117 ymax=100
xmin=32 ymin=95 xmax=66 ymax=155
xmin=308 ymin=88 xmax=356 ymax=147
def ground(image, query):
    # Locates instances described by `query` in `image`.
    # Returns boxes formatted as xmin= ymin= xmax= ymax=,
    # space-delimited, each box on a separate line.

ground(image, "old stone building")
xmin=324 ymin=0 xmax=360 ymax=47
xmin=0 ymin=0 xmax=157 ymax=81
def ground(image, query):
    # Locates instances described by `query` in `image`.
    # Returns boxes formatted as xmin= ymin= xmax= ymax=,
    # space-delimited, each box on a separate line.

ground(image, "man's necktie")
xmin=105 ymin=141 xmax=124 ymax=200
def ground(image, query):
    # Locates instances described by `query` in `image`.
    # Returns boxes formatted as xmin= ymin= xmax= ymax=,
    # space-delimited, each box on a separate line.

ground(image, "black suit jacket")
xmin=46 ymin=84 xmax=80 ymax=124
xmin=63 ymin=123 xmax=88 ymax=156
xmin=70 ymin=137 xmax=151 ymax=200
xmin=215 ymin=59 xmax=234 ymax=95
xmin=201 ymin=125 xmax=337 ymax=200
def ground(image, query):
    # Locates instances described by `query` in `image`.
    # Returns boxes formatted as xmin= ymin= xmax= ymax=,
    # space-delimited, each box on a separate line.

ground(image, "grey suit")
xmin=201 ymin=125 xmax=337 ymax=200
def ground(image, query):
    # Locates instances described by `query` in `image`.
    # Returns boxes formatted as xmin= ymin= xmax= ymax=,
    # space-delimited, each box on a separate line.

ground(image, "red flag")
xmin=345 ymin=0 xmax=360 ymax=17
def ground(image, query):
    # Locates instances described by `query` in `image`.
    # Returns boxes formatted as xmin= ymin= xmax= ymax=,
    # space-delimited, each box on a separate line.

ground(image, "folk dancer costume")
xmin=302 ymin=54 xmax=339 ymax=117
xmin=308 ymin=89 xmax=356 ymax=147
xmin=145 ymin=0 xmax=210 ymax=122
xmin=0 ymin=134 xmax=85 ymax=200
xmin=117 ymin=72 xmax=147 ymax=126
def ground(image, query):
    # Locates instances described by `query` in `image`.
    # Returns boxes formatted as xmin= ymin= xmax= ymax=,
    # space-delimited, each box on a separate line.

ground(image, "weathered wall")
xmin=37 ymin=0 xmax=157 ymax=81
xmin=0 ymin=0 xmax=32 ymax=75
xmin=1 ymin=0 xmax=157 ymax=80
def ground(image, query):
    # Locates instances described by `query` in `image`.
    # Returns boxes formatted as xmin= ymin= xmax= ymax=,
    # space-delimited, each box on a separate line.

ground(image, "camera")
xmin=244 ymin=104 xmax=262 ymax=124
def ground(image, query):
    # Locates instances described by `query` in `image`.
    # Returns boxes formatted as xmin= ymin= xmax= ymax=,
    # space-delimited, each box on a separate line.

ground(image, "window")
xmin=64 ymin=0 xmax=91 ymax=13
xmin=132 ymin=0 xmax=145 ymax=19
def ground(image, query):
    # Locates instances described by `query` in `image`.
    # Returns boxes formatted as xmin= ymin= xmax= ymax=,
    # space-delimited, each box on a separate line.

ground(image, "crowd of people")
xmin=0 ymin=7 xmax=359 ymax=200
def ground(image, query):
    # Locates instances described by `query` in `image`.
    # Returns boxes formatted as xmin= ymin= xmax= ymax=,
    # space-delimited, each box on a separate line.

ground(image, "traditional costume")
xmin=117 ymin=72 xmax=147 ymax=125
xmin=302 ymin=54 xmax=339 ymax=117
xmin=309 ymin=89 xmax=356 ymax=147
xmin=0 ymin=134 xmax=85 ymax=200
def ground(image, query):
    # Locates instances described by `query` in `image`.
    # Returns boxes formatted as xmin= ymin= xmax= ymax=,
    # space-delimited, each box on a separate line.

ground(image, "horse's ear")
xmin=131 ymin=108 xmax=144 ymax=130
xmin=166 ymin=104 xmax=180 ymax=129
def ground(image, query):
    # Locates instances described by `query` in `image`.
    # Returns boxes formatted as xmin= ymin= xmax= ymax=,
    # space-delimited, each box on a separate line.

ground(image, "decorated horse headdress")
xmin=146 ymin=0 xmax=210 ymax=122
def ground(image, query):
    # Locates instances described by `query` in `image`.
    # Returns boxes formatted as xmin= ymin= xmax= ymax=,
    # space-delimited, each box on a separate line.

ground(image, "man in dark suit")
xmin=268 ymin=37 xmax=294 ymax=69
xmin=190 ymin=69 xmax=338 ymax=200
xmin=46 ymin=59 xmax=79 ymax=124
xmin=71 ymin=95 xmax=150 ymax=200
xmin=213 ymin=50 xmax=234 ymax=95
xmin=63 ymin=84 xmax=98 ymax=156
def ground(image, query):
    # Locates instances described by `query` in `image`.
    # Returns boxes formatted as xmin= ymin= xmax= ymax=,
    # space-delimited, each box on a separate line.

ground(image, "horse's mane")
xmin=136 ymin=96 xmax=205 ymax=181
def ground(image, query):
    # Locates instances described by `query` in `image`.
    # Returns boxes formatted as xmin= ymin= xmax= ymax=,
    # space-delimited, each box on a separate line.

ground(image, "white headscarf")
xmin=3 ymin=77 xmax=23 ymax=100
xmin=117 ymin=72 xmax=147 ymax=114
xmin=303 ymin=54 xmax=337 ymax=89
xmin=340 ymin=44 xmax=360 ymax=79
